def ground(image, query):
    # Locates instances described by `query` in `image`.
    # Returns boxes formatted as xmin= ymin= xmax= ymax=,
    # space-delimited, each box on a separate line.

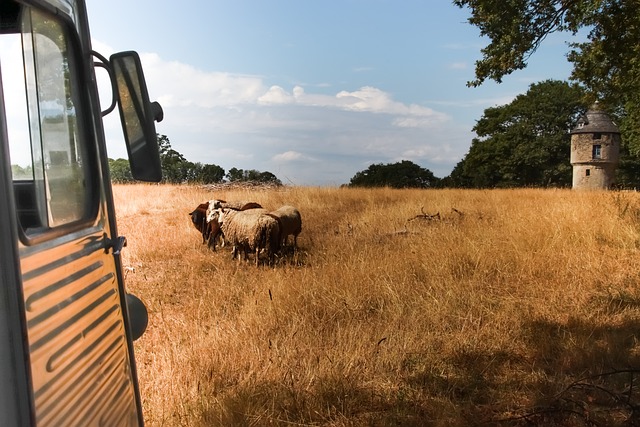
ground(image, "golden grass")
xmin=114 ymin=184 xmax=640 ymax=426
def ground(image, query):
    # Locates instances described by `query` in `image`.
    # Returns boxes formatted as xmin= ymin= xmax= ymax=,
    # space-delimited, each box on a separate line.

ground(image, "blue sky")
xmin=86 ymin=0 xmax=581 ymax=186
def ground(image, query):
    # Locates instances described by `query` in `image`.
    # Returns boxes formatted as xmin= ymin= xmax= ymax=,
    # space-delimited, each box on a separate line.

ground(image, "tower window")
xmin=592 ymin=144 xmax=602 ymax=159
xmin=586 ymin=169 xmax=591 ymax=176
xmin=593 ymin=133 xmax=602 ymax=140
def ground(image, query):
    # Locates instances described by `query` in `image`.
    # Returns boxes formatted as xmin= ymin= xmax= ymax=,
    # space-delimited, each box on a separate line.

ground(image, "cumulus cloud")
xmin=258 ymin=85 xmax=295 ymax=105
xmin=272 ymin=151 xmax=317 ymax=162
xmin=335 ymin=87 xmax=450 ymax=127
xmin=142 ymin=53 xmax=265 ymax=108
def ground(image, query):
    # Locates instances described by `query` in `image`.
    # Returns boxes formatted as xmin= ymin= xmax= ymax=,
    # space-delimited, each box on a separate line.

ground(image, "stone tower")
xmin=570 ymin=103 xmax=620 ymax=190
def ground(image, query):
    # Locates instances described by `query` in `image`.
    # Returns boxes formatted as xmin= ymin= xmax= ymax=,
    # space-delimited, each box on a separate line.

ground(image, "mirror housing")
xmin=125 ymin=293 xmax=149 ymax=341
xmin=110 ymin=51 xmax=163 ymax=182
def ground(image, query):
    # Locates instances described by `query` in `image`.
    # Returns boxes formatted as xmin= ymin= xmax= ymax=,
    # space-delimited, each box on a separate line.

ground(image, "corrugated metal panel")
xmin=20 ymin=230 xmax=140 ymax=426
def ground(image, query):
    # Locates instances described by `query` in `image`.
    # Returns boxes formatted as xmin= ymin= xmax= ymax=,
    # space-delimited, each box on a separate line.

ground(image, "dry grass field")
xmin=114 ymin=184 xmax=640 ymax=426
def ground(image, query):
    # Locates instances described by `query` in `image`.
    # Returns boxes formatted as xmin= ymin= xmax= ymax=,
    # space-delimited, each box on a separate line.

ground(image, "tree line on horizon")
xmin=109 ymin=134 xmax=283 ymax=186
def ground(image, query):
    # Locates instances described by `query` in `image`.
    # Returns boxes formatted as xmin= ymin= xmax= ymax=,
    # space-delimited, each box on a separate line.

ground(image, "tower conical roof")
xmin=571 ymin=102 xmax=620 ymax=134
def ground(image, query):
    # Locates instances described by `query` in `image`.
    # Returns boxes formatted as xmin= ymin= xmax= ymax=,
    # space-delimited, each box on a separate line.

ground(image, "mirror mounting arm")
xmin=91 ymin=50 xmax=118 ymax=117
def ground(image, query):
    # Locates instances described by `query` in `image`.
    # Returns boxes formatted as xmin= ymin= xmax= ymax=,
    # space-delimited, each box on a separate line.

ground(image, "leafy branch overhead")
xmin=453 ymin=0 xmax=630 ymax=90
xmin=454 ymin=0 xmax=640 ymax=185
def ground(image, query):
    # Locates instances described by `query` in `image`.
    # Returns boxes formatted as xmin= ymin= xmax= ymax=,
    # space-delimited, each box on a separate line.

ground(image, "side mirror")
xmin=110 ymin=51 xmax=163 ymax=182
xmin=125 ymin=293 xmax=149 ymax=341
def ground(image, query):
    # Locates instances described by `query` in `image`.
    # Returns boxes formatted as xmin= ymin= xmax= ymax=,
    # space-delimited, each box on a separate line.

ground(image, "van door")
xmin=1 ymin=2 xmax=144 ymax=425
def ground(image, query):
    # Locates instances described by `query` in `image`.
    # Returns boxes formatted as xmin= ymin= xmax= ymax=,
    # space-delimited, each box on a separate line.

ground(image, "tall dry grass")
xmin=114 ymin=184 xmax=640 ymax=426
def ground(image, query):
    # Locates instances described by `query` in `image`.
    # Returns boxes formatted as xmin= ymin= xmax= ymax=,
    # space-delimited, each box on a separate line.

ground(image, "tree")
xmin=225 ymin=167 xmax=282 ymax=185
xmin=11 ymin=164 xmax=33 ymax=179
xmin=450 ymin=80 xmax=586 ymax=188
xmin=226 ymin=167 xmax=244 ymax=182
xmin=453 ymin=1 xmax=629 ymax=88
xmin=349 ymin=160 xmax=439 ymax=188
xmin=256 ymin=171 xmax=282 ymax=185
xmin=156 ymin=134 xmax=225 ymax=184
xmin=193 ymin=163 xmax=225 ymax=184
xmin=453 ymin=0 xmax=640 ymax=157
xmin=108 ymin=158 xmax=133 ymax=183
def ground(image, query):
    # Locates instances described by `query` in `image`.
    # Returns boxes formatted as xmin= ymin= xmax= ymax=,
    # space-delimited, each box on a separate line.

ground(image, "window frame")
xmin=11 ymin=3 xmax=100 ymax=246
xmin=592 ymin=144 xmax=602 ymax=160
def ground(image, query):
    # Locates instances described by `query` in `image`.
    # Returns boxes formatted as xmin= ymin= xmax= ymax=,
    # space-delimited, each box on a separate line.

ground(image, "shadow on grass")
xmin=504 ymin=314 xmax=640 ymax=426
xmin=199 ymin=377 xmax=438 ymax=427
xmin=196 ymin=299 xmax=640 ymax=426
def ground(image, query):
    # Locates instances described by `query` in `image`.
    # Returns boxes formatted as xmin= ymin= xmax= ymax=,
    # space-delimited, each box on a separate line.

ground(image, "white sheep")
xmin=204 ymin=200 xmax=263 ymax=249
xmin=216 ymin=208 xmax=280 ymax=266
xmin=269 ymin=205 xmax=302 ymax=249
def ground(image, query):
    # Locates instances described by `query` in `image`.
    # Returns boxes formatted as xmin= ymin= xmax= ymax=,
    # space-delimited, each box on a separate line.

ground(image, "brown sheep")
xmin=188 ymin=202 xmax=223 ymax=250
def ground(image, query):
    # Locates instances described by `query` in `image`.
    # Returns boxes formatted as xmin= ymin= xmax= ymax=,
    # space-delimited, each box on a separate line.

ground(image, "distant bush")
xmin=348 ymin=160 xmax=439 ymax=188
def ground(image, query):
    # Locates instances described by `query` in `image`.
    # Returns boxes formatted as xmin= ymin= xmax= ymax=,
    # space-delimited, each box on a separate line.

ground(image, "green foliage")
xmin=11 ymin=164 xmax=33 ymax=179
xmin=454 ymin=0 xmax=640 ymax=172
xmin=348 ymin=160 xmax=439 ymax=188
xmin=225 ymin=167 xmax=282 ymax=185
xmin=192 ymin=163 xmax=226 ymax=184
xmin=108 ymin=158 xmax=133 ymax=183
xmin=453 ymin=0 xmax=603 ymax=87
xmin=111 ymin=134 xmax=279 ymax=184
xmin=450 ymin=80 xmax=585 ymax=188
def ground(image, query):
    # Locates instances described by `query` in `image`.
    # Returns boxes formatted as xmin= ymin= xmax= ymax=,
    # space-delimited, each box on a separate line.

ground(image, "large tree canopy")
xmin=453 ymin=0 xmax=640 ymax=175
xmin=349 ymin=160 xmax=439 ymax=188
xmin=453 ymin=0 xmax=634 ymax=90
xmin=448 ymin=80 xmax=586 ymax=188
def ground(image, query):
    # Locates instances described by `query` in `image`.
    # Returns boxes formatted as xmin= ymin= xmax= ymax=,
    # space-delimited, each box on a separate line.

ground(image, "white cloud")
xmin=258 ymin=85 xmax=295 ymax=105
xmin=141 ymin=53 xmax=265 ymax=108
xmin=272 ymin=151 xmax=317 ymax=162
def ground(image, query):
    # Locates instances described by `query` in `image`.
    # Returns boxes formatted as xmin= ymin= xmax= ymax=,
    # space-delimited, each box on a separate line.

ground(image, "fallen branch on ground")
xmin=408 ymin=207 xmax=441 ymax=222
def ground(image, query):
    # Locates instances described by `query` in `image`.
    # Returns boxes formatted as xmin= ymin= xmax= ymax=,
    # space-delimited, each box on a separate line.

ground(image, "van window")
xmin=1 ymin=5 xmax=93 ymax=232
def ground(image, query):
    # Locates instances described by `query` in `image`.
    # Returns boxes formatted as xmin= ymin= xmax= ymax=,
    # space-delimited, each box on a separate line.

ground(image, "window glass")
xmin=1 ymin=6 xmax=92 ymax=231
xmin=592 ymin=144 xmax=602 ymax=159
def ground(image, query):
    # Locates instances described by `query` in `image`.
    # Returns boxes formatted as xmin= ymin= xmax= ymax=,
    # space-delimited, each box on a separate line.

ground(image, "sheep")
xmin=189 ymin=199 xmax=262 ymax=251
xmin=269 ymin=205 xmax=302 ymax=249
xmin=215 ymin=207 xmax=280 ymax=266
xmin=188 ymin=202 xmax=223 ymax=250
xmin=208 ymin=199 xmax=262 ymax=211
xmin=204 ymin=199 xmax=263 ymax=249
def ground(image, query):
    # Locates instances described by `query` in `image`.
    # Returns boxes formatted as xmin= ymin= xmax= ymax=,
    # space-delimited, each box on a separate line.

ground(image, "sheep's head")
xmin=206 ymin=209 xmax=219 ymax=224
xmin=215 ymin=208 xmax=229 ymax=225
xmin=189 ymin=202 xmax=209 ymax=232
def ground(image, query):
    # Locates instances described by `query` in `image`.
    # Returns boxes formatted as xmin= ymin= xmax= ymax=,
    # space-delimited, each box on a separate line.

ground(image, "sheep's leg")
xmin=207 ymin=233 xmax=216 ymax=251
